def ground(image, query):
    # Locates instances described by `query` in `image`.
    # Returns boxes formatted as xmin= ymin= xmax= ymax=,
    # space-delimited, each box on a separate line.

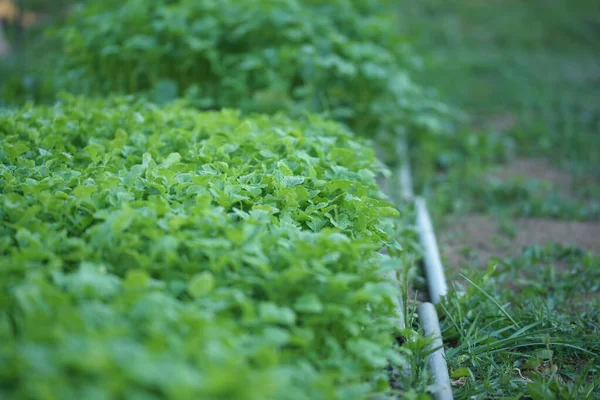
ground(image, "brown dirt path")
xmin=441 ymin=214 xmax=600 ymax=268
xmin=440 ymin=158 xmax=600 ymax=270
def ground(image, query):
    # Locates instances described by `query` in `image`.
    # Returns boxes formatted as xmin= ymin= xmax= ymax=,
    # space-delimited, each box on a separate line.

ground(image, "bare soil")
xmin=487 ymin=113 xmax=518 ymax=133
xmin=489 ymin=158 xmax=575 ymax=196
xmin=441 ymin=158 xmax=600 ymax=270
xmin=441 ymin=214 xmax=600 ymax=269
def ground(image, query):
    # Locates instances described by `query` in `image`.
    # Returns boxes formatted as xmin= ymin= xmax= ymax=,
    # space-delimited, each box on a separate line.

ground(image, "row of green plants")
xmin=0 ymin=96 xmax=413 ymax=399
xmin=0 ymin=0 xmax=452 ymax=398
xmin=3 ymin=0 xmax=456 ymax=142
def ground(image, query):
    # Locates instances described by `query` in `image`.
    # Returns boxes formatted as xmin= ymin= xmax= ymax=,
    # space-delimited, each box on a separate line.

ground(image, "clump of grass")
xmin=440 ymin=244 xmax=600 ymax=399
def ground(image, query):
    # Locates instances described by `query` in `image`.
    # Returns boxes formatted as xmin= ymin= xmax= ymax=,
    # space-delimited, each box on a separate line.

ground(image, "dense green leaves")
xmin=0 ymin=96 xmax=408 ymax=399
xmin=52 ymin=0 xmax=453 ymax=139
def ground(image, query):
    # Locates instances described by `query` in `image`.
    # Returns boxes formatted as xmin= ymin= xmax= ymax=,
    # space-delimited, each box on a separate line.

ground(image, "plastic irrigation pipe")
xmin=395 ymin=138 xmax=452 ymax=398
xmin=396 ymin=139 xmax=414 ymax=201
xmin=382 ymin=138 xmax=452 ymax=397
xmin=418 ymin=302 xmax=453 ymax=400
xmin=415 ymin=197 xmax=448 ymax=304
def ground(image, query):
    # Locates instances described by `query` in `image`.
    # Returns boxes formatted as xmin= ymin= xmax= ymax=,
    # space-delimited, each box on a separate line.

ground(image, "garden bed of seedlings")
xmin=0 ymin=1 xmax=456 ymax=398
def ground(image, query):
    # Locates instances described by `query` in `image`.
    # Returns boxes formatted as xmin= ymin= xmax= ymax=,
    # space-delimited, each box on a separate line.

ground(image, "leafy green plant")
xmin=0 ymin=95 xmax=418 ymax=399
xmin=49 ymin=0 xmax=454 ymax=140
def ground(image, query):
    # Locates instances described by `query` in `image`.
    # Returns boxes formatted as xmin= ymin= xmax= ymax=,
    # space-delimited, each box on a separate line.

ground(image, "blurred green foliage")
xmin=0 ymin=95 xmax=420 ymax=399
xmin=2 ymin=0 xmax=457 ymax=143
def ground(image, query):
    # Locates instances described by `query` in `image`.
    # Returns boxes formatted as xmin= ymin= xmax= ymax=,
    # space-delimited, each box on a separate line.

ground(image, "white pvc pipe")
xmin=415 ymin=197 xmax=448 ymax=304
xmin=379 ymin=139 xmax=452 ymax=397
xmin=397 ymin=139 xmax=414 ymax=201
xmin=418 ymin=302 xmax=453 ymax=400
xmin=393 ymin=139 xmax=452 ymax=397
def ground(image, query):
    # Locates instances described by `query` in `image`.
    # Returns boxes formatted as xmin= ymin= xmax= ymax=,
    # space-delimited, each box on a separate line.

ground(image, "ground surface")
xmin=441 ymin=158 xmax=600 ymax=269
xmin=398 ymin=0 xmax=600 ymax=398
xmin=442 ymin=214 xmax=600 ymax=270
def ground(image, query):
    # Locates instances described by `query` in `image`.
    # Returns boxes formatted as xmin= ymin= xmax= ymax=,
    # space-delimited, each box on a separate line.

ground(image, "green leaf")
xmin=73 ymin=185 xmax=97 ymax=199
xmin=188 ymin=272 xmax=216 ymax=298
xmin=294 ymin=293 xmax=323 ymax=313
xmin=450 ymin=367 xmax=471 ymax=379
xmin=259 ymin=303 xmax=296 ymax=325
xmin=62 ymin=262 xmax=122 ymax=299
xmin=84 ymin=143 xmax=105 ymax=163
